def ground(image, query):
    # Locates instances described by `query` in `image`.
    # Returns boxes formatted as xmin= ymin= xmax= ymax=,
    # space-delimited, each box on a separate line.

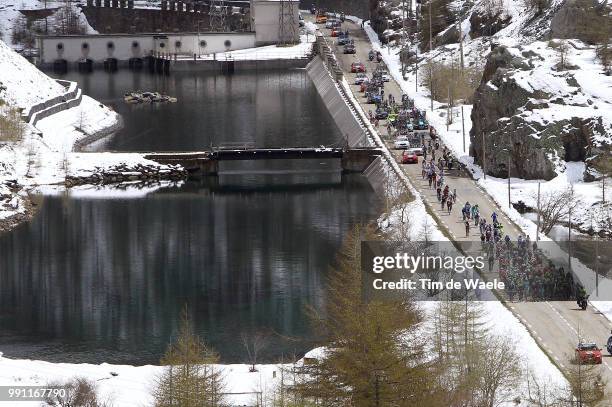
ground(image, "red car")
xmin=331 ymin=29 xmax=341 ymax=37
xmin=575 ymin=342 xmax=602 ymax=364
xmin=351 ymin=62 xmax=366 ymax=73
xmin=401 ymin=150 xmax=418 ymax=164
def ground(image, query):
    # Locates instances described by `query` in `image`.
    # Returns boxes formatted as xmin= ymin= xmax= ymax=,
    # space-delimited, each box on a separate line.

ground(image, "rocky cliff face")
xmin=468 ymin=8 xmax=512 ymax=39
xmin=470 ymin=42 xmax=612 ymax=181
xmin=550 ymin=0 xmax=611 ymax=44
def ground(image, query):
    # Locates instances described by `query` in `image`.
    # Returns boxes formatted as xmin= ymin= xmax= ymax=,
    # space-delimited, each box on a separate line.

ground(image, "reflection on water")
xmin=0 ymin=175 xmax=379 ymax=364
xmin=0 ymin=69 xmax=383 ymax=364
xmin=55 ymin=69 xmax=342 ymax=152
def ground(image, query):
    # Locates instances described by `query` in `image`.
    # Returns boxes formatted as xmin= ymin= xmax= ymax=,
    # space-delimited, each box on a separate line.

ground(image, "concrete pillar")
xmin=341 ymin=150 xmax=381 ymax=173
xmin=199 ymin=159 xmax=219 ymax=175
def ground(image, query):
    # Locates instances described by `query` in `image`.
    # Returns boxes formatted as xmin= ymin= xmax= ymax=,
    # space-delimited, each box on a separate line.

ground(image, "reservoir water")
xmin=0 ymin=69 xmax=380 ymax=364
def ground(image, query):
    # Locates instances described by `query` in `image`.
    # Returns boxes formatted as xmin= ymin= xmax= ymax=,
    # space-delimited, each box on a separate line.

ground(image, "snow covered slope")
xmin=0 ymin=40 xmax=64 ymax=109
xmin=0 ymin=39 xmax=122 ymax=188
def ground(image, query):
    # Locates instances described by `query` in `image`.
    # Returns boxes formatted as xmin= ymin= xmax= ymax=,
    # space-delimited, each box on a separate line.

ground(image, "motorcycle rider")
xmin=576 ymin=285 xmax=588 ymax=310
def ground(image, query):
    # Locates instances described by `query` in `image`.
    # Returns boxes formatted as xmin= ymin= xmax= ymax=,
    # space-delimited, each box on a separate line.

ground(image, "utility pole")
xmin=461 ymin=105 xmax=466 ymax=152
xmin=507 ymin=147 xmax=511 ymax=208
xmin=482 ymin=132 xmax=486 ymax=180
xmin=595 ymin=230 xmax=599 ymax=297
xmin=428 ymin=0 xmax=433 ymax=112
xmin=414 ymin=1 xmax=418 ymax=93
xmin=458 ymin=0 xmax=464 ymax=70
xmin=428 ymin=0 xmax=433 ymax=52
xmin=458 ymin=0 xmax=466 ymax=155
xmin=536 ymin=182 xmax=541 ymax=241
xmin=447 ymin=84 xmax=450 ymax=131
xmin=568 ymin=184 xmax=573 ymax=274
xmin=401 ymin=0 xmax=407 ymax=76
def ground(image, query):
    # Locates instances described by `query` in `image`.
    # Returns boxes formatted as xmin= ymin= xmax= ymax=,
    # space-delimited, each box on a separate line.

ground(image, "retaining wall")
xmin=30 ymin=89 xmax=83 ymax=127
xmin=171 ymin=57 xmax=310 ymax=72
xmin=305 ymin=56 xmax=367 ymax=148
xmin=22 ymin=80 xmax=79 ymax=123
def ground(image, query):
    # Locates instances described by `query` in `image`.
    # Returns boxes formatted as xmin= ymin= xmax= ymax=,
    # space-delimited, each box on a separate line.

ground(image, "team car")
xmin=351 ymin=62 xmax=366 ymax=73
xmin=343 ymin=44 xmax=356 ymax=54
xmin=375 ymin=108 xmax=388 ymax=120
xmin=575 ymin=342 xmax=603 ymax=364
xmin=394 ymin=135 xmax=411 ymax=150
xmin=401 ymin=150 xmax=418 ymax=164
xmin=337 ymin=35 xmax=351 ymax=45
xmin=354 ymin=73 xmax=368 ymax=85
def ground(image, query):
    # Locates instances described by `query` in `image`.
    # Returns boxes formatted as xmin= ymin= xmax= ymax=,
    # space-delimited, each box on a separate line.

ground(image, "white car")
xmin=406 ymin=147 xmax=423 ymax=156
xmin=354 ymin=73 xmax=368 ymax=85
xmin=325 ymin=20 xmax=336 ymax=29
xmin=381 ymin=71 xmax=391 ymax=82
xmin=394 ymin=136 xmax=411 ymax=150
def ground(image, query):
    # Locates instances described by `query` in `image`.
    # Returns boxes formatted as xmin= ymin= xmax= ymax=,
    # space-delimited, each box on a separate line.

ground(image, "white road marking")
xmin=546 ymin=302 xmax=579 ymax=336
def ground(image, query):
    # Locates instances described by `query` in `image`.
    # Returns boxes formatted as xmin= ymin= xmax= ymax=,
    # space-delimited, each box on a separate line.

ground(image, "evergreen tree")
xmin=292 ymin=226 xmax=442 ymax=406
xmin=153 ymin=307 xmax=225 ymax=407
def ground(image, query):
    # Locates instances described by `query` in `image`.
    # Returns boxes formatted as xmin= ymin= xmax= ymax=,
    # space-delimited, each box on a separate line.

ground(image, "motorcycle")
xmin=368 ymin=50 xmax=375 ymax=61
xmin=577 ymin=296 xmax=588 ymax=310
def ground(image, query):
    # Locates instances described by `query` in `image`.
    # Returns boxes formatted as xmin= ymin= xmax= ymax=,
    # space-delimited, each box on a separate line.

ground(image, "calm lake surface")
xmin=0 ymin=69 xmax=380 ymax=364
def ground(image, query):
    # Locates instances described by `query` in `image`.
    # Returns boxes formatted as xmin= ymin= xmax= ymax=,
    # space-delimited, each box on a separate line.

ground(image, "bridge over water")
xmin=142 ymin=147 xmax=383 ymax=175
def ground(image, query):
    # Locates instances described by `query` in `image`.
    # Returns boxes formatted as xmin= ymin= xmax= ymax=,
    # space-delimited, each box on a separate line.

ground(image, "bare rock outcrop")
xmin=470 ymin=44 xmax=611 ymax=181
xmin=550 ymin=0 xmax=611 ymax=44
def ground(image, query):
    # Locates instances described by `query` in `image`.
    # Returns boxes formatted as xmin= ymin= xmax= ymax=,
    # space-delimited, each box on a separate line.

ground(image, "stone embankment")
xmin=0 ymin=180 xmax=38 ymax=234
xmin=65 ymin=163 xmax=188 ymax=187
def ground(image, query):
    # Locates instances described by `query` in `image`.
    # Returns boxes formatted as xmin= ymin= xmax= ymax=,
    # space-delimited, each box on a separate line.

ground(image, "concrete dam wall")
xmin=305 ymin=57 xmax=368 ymax=148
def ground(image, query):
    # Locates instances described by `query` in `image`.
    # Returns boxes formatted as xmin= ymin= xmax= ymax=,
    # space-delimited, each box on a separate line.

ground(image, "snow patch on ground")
xmin=180 ymin=32 xmax=315 ymax=61
xmin=0 ymin=354 xmax=287 ymax=407
xmin=0 ymin=40 xmax=64 ymax=108
xmin=36 ymin=95 xmax=120 ymax=152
